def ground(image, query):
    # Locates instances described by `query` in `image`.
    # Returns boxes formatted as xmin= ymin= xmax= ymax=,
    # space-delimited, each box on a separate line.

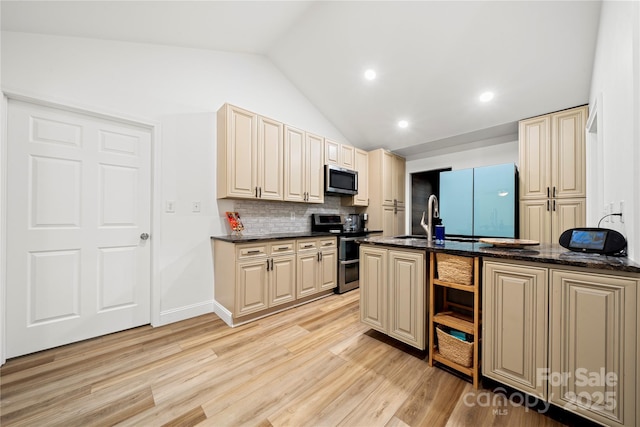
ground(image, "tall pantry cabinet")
xmin=367 ymin=149 xmax=406 ymax=237
xmin=519 ymin=106 xmax=587 ymax=243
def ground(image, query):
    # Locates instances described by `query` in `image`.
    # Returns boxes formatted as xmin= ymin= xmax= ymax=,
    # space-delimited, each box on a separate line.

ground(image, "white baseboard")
xmin=212 ymin=300 xmax=234 ymax=327
xmin=157 ymin=300 xmax=215 ymax=326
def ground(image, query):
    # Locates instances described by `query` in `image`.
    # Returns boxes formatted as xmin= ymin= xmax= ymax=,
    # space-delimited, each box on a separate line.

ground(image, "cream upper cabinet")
xmin=324 ymin=139 xmax=340 ymax=166
xmin=352 ymin=148 xmax=369 ymax=206
xmin=284 ymin=126 xmax=324 ymax=204
xmin=340 ymin=144 xmax=355 ymax=169
xmin=305 ymin=132 xmax=325 ymax=204
xmin=483 ymin=260 xmax=549 ymax=399
xmin=367 ymin=149 xmax=406 ymax=235
xmin=257 ymin=116 xmax=284 ymax=200
xmin=359 ymin=244 xmax=425 ymax=350
xmin=549 ymin=269 xmax=637 ymax=427
xmin=217 ymin=104 xmax=284 ymax=200
xmin=324 ymin=139 xmax=356 ymax=170
xmin=217 ymin=104 xmax=258 ymax=199
xmin=519 ymin=106 xmax=587 ymax=242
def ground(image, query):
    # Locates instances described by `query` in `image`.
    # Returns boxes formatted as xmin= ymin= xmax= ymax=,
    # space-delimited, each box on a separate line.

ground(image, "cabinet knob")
xmin=140 ymin=233 xmax=150 ymax=240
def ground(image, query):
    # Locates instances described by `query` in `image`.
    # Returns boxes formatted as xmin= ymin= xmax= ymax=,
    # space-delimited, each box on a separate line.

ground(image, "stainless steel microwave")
xmin=325 ymin=165 xmax=358 ymax=196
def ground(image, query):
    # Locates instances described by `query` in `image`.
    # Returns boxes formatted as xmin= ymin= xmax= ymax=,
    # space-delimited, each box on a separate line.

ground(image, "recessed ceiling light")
xmin=398 ymin=120 xmax=409 ymax=128
xmin=364 ymin=69 xmax=377 ymax=81
xmin=479 ymin=91 xmax=495 ymax=102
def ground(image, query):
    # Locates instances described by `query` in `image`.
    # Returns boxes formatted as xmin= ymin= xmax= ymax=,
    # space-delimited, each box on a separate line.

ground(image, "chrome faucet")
xmin=420 ymin=194 xmax=439 ymax=241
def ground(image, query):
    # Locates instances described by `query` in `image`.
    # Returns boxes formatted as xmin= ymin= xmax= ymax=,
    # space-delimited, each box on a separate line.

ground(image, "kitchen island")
xmin=358 ymin=235 xmax=640 ymax=427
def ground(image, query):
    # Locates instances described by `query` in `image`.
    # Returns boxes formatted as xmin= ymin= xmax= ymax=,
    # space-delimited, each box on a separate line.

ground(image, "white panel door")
xmin=6 ymin=100 xmax=151 ymax=358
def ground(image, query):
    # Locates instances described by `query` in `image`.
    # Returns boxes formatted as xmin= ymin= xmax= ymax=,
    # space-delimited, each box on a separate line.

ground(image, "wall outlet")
xmin=192 ymin=201 xmax=201 ymax=213
xmin=166 ymin=200 xmax=175 ymax=213
xmin=610 ymin=202 xmax=615 ymax=223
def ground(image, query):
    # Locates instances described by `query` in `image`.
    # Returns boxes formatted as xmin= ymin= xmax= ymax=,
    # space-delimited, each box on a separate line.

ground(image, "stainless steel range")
xmin=311 ymin=213 xmax=369 ymax=294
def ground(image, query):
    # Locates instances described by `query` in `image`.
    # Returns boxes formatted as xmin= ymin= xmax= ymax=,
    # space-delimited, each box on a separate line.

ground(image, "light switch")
xmin=166 ymin=200 xmax=175 ymax=213
xmin=192 ymin=201 xmax=201 ymax=213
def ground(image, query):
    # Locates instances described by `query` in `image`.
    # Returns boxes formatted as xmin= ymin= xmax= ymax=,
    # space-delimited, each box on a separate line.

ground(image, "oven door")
xmin=338 ymin=259 xmax=359 ymax=293
xmin=339 ymin=236 xmax=360 ymax=261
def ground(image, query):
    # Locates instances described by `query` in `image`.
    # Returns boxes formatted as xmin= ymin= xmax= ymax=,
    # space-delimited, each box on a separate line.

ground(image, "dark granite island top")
xmin=358 ymin=235 xmax=640 ymax=274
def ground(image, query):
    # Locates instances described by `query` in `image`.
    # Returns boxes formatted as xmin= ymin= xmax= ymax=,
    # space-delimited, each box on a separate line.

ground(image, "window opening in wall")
xmin=411 ymin=168 xmax=450 ymax=235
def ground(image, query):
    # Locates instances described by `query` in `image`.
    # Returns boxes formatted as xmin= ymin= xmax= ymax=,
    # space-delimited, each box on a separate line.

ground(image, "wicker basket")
xmin=436 ymin=253 xmax=473 ymax=285
xmin=436 ymin=326 xmax=473 ymax=367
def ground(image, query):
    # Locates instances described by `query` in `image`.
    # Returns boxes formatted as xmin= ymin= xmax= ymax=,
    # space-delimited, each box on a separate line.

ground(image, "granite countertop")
xmin=358 ymin=235 xmax=640 ymax=274
xmin=212 ymin=230 xmax=384 ymax=243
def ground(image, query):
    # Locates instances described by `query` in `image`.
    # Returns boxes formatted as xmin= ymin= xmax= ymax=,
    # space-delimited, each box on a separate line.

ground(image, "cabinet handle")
xmin=552 ymin=186 xmax=556 ymax=198
xmin=320 ymin=252 xmax=323 ymax=261
xmin=546 ymin=200 xmax=550 ymax=211
xmin=303 ymin=244 xmax=313 ymax=248
xmin=259 ymin=187 xmax=262 ymax=198
xmin=275 ymin=246 xmax=288 ymax=251
xmin=266 ymin=259 xmax=270 ymax=271
xmin=547 ymin=187 xmax=550 ymax=198
xmin=317 ymin=252 xmax=320 ymax=261
xmin=270 ymin=258 xmax=274 ymax=270
xmin=322 ymin=242 xmax=332 ymax=246
xmin=553 ymin=199 xmax=556 ymax=211
xmin=247 ymin=250 xmax=261 ymax=254
xmin=255 ymin=186 xmax=258 ymax=198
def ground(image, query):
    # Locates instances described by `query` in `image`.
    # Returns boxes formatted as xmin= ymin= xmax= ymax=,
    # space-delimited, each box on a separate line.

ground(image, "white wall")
xmin=404 ymin=140 xmax=519 ymax=233
xmin=0 ymin=31 xmax=351 ymax=327
xmin=588 ymin=0 xmax=639 ymax=261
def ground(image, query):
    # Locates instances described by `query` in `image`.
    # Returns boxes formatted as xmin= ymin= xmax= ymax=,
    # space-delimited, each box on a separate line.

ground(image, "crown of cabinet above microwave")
xmin=325 ymin=165 xmax=358 ymax=196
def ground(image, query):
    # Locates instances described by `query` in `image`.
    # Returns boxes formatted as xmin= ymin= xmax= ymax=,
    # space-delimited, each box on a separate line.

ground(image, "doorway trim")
xmin=0 ymin=91 xmax=162 ymax=365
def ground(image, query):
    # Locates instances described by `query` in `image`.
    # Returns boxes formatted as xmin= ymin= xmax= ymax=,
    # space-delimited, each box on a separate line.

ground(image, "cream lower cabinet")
xmin=483 ymin=261 xmax=549 ymax=399
xmin=360 ymin=244 xmax=425 ymax=349
xmin=483 ymin=259 xmax=639 ymax=427
xmin=213 ymin=237 xmax=336 ymax=325
xmin=297 ymin=237 xmax=337 ymax=298
xmin=549 ymin=269 xmax=637 ymax=427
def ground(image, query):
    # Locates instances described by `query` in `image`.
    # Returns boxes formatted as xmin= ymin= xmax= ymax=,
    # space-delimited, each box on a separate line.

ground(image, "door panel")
xmin=359 ymin=246 xmax=387 ymax=330
xmin=6 ymin=100 xmax=151 ymax=358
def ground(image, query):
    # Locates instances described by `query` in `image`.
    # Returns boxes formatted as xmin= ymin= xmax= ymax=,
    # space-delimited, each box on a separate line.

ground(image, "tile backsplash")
xmin=230 ymin=196 xmax=357 ymax=235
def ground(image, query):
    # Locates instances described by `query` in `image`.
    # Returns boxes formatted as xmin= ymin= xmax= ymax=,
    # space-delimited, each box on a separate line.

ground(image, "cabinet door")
xmin=549 ymin=270 xmax=637 ymax=427
xmin=296 ymin=251 xmax=319 ymax=298
xmin=353 ymin=148 xmax=369 ymax=206
xmin=551 ymin=198 xmax=585 ymax=243
xmin=305 ymin=132 xmax=325 ymax=204
xmin=324 ymin=139 xmax=340 ymax=166
xmin=388 ymin=250 xmax=425 ymax=349
xmin=236 ymin=258 xmax=268 ymax=316
xmin=520 ymin=199 xmax=552 ymax=243
xmin=269 ymin=254 xmax=296 ymax=307
xmin=483 ymin=261 xmax=548 ymax=399
xmin=319 ymin=248 xmax=337 ymax=291
xmin=283 ymin=125 xmax=305 ymax=202
xmin=340 ymin=144 xmax=355 ymax=169
xmin=382 ymin=151 xmax=395 ymax=206
xmin=257 ymin=116 xmax=283 ymax=200
xmin=220 ymin=105 xmax=258 ymax=198
xmin=551 ymin=107 xmax=586 ymax=199
xmin=359 ymin=245 xmax=387 ymax=331
xmin=394 ymin=208 xmax=405 ymax=237
xmin=382 ymin=206 xmax=397 ymax=237
xmin=519 ymin=115 xmax=551 ymax=200
xmin=394 ymin=155 xmax=406 ymax=207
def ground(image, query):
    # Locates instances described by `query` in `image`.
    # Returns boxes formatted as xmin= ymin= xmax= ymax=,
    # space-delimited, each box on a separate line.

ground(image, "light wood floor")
xmin=1 ymin=291 xmax=583 ymax=426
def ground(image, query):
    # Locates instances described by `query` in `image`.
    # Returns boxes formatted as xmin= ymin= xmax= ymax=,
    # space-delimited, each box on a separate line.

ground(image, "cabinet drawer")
xmin=269 ymin=240 xmax=295 ymax=255
xmin=318 ymin=238 xmax=336 ymax=249
xmin=237 ymin=244 xmax=268 ymax=259
xmin=297 ymin=239 xmax=318 ymax=251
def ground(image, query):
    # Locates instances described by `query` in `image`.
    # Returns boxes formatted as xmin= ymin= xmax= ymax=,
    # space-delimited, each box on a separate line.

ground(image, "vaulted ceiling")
xmin=1 ymin=1 xmax=602 ymax=157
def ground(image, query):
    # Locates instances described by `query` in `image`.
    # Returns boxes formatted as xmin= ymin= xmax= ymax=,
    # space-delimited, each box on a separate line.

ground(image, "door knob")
xmin=140 ymin=233 xmax=150 ymax=240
